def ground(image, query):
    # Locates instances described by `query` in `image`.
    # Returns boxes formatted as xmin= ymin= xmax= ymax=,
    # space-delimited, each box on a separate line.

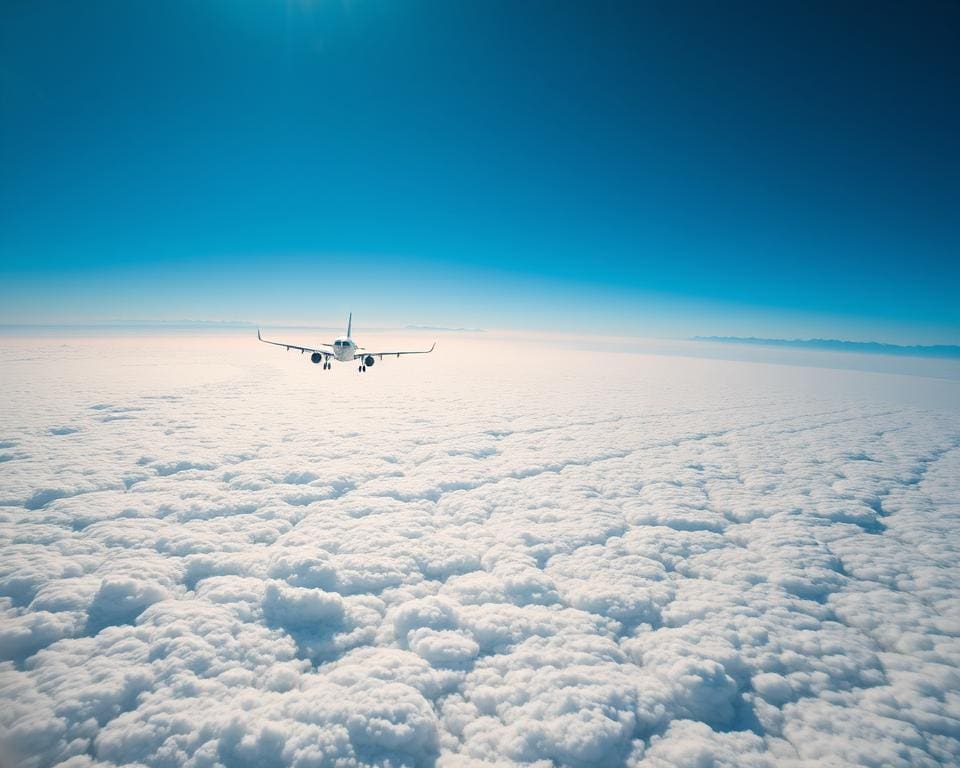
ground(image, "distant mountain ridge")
xmin=693 ymin=336 xmax=960 ymax=359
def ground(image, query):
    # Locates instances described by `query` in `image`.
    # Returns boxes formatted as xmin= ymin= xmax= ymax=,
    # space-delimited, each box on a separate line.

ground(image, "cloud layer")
xmin=1 ymin=335 xmax=959 ymax=767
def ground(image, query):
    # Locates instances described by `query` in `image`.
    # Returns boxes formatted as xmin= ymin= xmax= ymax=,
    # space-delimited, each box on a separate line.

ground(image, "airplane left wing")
xmin=257 ymin=329 xmax=333 ymax=354
xmin=354 ymin=342 xmax=436 ymax=359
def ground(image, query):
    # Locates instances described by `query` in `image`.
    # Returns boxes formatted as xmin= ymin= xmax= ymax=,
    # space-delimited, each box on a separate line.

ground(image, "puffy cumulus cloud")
xmin=263 ymin=581 xmax=346 ymax=629
xmin=1 ymin=334 xmax=960 ymax=766
xmin=408 ymin=628 xmax=480 ymax=667
xmin=87 ymin=678 xmax=441 ymax=768
xmin=628 ymin=719 xmax=790 ymax=767
xmin=440 ymin=634 xmax=650 ymax=766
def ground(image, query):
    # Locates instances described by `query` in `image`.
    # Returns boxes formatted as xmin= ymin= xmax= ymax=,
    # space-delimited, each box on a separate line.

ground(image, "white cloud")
xmin=1 ymin=334 xmax=959 ymax=766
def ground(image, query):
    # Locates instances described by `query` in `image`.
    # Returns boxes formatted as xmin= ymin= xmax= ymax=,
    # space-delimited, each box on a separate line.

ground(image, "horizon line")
xmin=2 ymin=322 xmax=959 ymax=355
xmin=694 ymin=335 xmax=960 ymax=359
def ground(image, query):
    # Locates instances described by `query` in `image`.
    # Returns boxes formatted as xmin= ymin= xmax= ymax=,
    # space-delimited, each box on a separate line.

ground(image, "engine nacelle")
xmin=311 ymin=352 xmax=323 ymax=364
xmin=363 ymin=355 xmax=375 ymax=367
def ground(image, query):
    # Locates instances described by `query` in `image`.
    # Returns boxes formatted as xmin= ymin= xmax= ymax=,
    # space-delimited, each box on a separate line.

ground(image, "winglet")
xmin=429 ymin=342 xmax=436 ymax=352
xmin=257 ymin=328 xmax=262 ymax=341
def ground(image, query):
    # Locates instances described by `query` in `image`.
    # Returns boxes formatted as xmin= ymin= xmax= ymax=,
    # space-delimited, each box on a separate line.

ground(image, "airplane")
xmin=257 ymin=313 xmax=436 ymax=373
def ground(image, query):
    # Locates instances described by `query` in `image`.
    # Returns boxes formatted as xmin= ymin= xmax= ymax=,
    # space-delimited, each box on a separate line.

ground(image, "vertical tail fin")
xmin=347 ymin=312 xmax=352 ymax=338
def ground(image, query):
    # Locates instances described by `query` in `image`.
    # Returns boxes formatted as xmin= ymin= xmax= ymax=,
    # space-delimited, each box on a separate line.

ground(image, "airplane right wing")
xmin=257 ymin=329 xmax=333 ymax=355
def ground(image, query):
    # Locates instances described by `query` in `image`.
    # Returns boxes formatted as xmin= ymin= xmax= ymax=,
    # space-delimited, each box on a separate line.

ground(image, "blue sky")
xmin=1 ymin=1 xmax=958 ymax=342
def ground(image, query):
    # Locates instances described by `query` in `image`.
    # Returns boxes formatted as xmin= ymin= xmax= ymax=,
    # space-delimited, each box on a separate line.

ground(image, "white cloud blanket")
xmin=1 ymin=335 xmax=958 ymax=767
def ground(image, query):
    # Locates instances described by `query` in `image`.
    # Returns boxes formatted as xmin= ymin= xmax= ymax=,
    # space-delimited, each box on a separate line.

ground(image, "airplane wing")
xmin=354 ymin=342 xmax=436 ymax=360
xmin=257 ymin=329 xmax=333 ymax=355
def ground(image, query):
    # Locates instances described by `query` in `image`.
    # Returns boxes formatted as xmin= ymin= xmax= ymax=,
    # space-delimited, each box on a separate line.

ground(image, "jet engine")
xmin=363 ymin=355 xmax=375 ymax=367
xmin=311 ymin=352 xmax=323 ymax=364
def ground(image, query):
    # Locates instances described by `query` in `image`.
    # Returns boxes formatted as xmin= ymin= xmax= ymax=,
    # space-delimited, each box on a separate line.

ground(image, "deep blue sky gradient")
xmin=2 ymin=1 xmax=958 ymax=341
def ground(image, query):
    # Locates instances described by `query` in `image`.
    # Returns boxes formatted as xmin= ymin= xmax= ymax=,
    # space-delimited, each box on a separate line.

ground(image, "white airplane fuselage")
xmin=331 ymin=336 xmax=358 ymax=362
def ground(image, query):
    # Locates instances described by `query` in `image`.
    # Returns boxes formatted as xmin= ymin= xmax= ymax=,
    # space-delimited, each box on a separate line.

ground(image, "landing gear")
xmin=358 ymin=364 xmax=367 ymax=373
